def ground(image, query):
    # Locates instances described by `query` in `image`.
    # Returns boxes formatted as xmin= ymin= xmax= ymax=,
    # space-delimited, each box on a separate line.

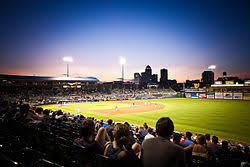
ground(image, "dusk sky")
xmin=0 ymin=0 xmax=250 ymax=82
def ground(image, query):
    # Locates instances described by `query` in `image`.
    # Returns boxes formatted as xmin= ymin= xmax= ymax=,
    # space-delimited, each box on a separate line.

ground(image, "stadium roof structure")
xmin=0 ymin=74 xmax=99 ymax=82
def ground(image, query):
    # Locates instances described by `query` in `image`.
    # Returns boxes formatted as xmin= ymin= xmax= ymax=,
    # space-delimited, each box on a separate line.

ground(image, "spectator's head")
xmin=173 ymin=133 xmax=182 ymax=144
xmin=124 ymin=122 xmax=130 ymax=127
xmin=79 ymin=115 xmax=85 ymax=120
xmin=43 ymin=109 xmax=50 ymax=116
xmin=196 ymin=134 xmax=206 ymax=145
xmin=148 ymin=127 xmax=153 ymax=135
xmin=107 ymin=119 xmax=113 ymax=125
xmin=143 ymin=123 xmax=148 ymax=129
xmin=186 ymin=132 xmax=192 ymax=140
xmin=113 ymin=124 xmax=131 ymax=149
xmin=156 ymin=117 xmax=174 ymax=138
xmin=222 ymin=141 xmax=228 ymax=150
xmin=20 ymin=104 xmax=30 ymax=113
xmin=35 ymin=107 xmax=43 ymax=114
xmin=244 ymin=146 xmax=249 ymax=154
xmin=205 ymin=134 xmax=210 ymax=141
xmin=56 ymin=110 xmax=63 ymax=115
xmin=212 ymin=136 xmax=218 ymax=144
xmin=80 ymin=119 xmax=95 ymax=140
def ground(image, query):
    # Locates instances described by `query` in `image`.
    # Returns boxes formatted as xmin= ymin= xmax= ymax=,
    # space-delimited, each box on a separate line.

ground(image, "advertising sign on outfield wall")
xmin=233 ymin=93 xmax=243 ymax=100
xmin=185 ymin=93 xmax=192 ymax=98
xmin=198 ymin=93 xmax=207 ymax=99
xmin=191 ymin=93 xmax=199 ymax=98
xmin=206 ymin=93 xmax=215 ymax=99
xmin=223 ymin=93 xmax=233 ymax=100
xmin=243 ymin=93 xmax=250 ymax=100
xmin=215 ymin=93 xmax=224 ymax=99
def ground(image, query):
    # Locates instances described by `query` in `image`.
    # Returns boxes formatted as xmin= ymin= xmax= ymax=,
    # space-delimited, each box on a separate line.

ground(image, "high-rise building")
xmin=202 ymin=71 xmax=214 ymax=86
xmin=160 ymin=68 xmax=168 ymax=81
xmin=160 ymin=68 xmax=168 ymax=87
xmin=160 ymin=68 xmax=168 ymax=88
xmin=134 ymin=65 xmax=158 ymax=87
xmin=151 ymin=74 xmax=158 ymax=83
xmin=134 ymin=73 xmax=141 ymax=85
xmin=145 ymin=65 xmax=152 ymax=76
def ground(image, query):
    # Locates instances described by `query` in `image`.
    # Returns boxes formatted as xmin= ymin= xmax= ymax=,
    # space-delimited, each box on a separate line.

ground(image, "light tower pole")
xmin=120 ymin=58 xmax=126 ymax=82
xmin=63 ymin=57 xmax=73 ymax=77
xmin=67 ymin=64 xmax=69 ymax=77
xmin=208 ymin=65 xmax=216 ymax=84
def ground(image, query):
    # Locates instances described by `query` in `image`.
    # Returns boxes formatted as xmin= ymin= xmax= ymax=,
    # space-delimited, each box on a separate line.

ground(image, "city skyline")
xmin=0 ymin=0 xmax=250 ymax=82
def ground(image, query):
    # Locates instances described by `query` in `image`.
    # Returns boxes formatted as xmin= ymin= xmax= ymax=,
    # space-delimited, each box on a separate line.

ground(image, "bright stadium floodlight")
xmin=63 ymin=57 xmax=73 ymax=63
xmin=208 ymin=65 xmax=216 ymax=70
xmin=120 ymin=57 xmax=126 ymax=65
xmin=120 ymin=58 xmax=126 ymax=82
xmin=63 ymin=57 xmax=73 ymax=77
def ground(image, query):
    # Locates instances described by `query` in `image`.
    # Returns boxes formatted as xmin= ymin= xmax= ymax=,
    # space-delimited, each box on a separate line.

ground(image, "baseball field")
xmin=41 ymin=98 xmax=250 ymax=144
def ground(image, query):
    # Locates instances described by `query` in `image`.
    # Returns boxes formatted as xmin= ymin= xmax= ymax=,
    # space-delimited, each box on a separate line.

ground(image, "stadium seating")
xmin=0 ymin=88 xmax=249 ymax=167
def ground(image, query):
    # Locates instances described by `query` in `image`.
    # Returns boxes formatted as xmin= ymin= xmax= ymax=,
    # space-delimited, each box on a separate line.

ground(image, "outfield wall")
xmin=185 ymin=92 xmax=250 ymax=100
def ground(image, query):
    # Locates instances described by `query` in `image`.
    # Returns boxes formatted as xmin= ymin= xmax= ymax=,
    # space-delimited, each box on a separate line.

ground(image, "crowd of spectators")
xmin=0 ymin=86 xmax=177 ymax=106
xmin=0 ymin=100 xmax=249 ymax=167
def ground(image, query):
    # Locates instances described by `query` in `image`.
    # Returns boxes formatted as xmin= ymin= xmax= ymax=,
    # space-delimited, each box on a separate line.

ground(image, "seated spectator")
xmin=142 ymin=117 xmax=185 ymax=167
xmin=185 ymin=134 xmax=209 ymax=158
xmin=173 ymin=133 xmax=183 ymax=147
xmin=143 ymin=122 xmax=148 ymax=130
xmin=207 ymin=136 xmax=219 ymax=154
xmin=74 ymin=119 xmax=110 ymax=153
xmin=54 ymin=110 xmax=64 ymax=119
xmin=35 ymin=107 xmax=43 ymax=115
xmin=144 ymin=127 xmax=155 ymax=140
xmin=217 ymin=140 xmax=233 ymax=161
xmin=180 ymin=132 xmax=194 ymax=147
xmin=15 ymin=104 xmax=40 ymax=122
xmin=95 ymin=126 xmax=111 ymax=147
xmin=35 ymin=107 xmax=48 ymax=122
xmin=218 ymin=140 xmax=231 ymax=155
xmin=205 ymin=134 xmax=211 ymax=144
xmin=241 ymin=146 xmax=250 ymax=167
xmin=139 ymin=125 xmax=148 ymax=137
xmin=105 ymin=119 xmax=114 ymax=141
xmin=124 ymin=122 xmax=136 ymax=144
xmin=104 ymin=124 xmax=141 ymax=166
xmin=42 ymin=109 xmax=50 ymax=123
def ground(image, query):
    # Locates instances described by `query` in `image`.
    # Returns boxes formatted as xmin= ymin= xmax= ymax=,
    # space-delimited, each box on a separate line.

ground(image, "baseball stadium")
xmin=0 ymin=73 xmax=250 ymax=167
xmin=1 ymin=1 xmax=250 ymax=166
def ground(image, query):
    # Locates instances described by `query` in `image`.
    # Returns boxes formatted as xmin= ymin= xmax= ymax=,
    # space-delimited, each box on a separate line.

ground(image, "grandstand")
xmin=0 ymin=75 xmax=249 ymax=167
xmin=1 ymin=0 xmax=250 ymax=166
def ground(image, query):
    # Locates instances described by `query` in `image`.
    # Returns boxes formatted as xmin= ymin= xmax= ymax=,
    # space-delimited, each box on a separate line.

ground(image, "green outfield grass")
xmin=41 ymin=99 xmax=250 ymax=144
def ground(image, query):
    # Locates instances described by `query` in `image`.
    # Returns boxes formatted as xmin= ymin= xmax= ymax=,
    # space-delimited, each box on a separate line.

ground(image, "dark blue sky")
xmin=0 ymin=0 xmax=250 ymax=81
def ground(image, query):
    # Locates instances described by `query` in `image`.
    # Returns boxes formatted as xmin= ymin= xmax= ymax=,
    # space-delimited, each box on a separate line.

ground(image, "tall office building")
xmin=145 ymin=65 xmax=152 ymax=76
xmin=160 ymin=68 xmax=168 ymax=81
xmin=134 ymin=73 xmax=141 ymax=85
xmin=160 ymin=68 xmax=168 ymax=87
xmin=135 ymin=65 xmax=158 ymax=87
xmin=202 ymin=71 xmax=214 ymax=86
xmin=151 ymin=74 xmax=158 ymax=83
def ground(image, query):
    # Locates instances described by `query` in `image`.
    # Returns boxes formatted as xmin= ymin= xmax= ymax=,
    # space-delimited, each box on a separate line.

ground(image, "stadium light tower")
xmin=208 ymin=65 xmax=216 ymax=73
xmin=120 ymin=57 xmax=126 ymax=82
xmin=208 ymin=65 xmax=216 ymax=70
xmin=63 ymin=57 xmax=73 ymax=77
